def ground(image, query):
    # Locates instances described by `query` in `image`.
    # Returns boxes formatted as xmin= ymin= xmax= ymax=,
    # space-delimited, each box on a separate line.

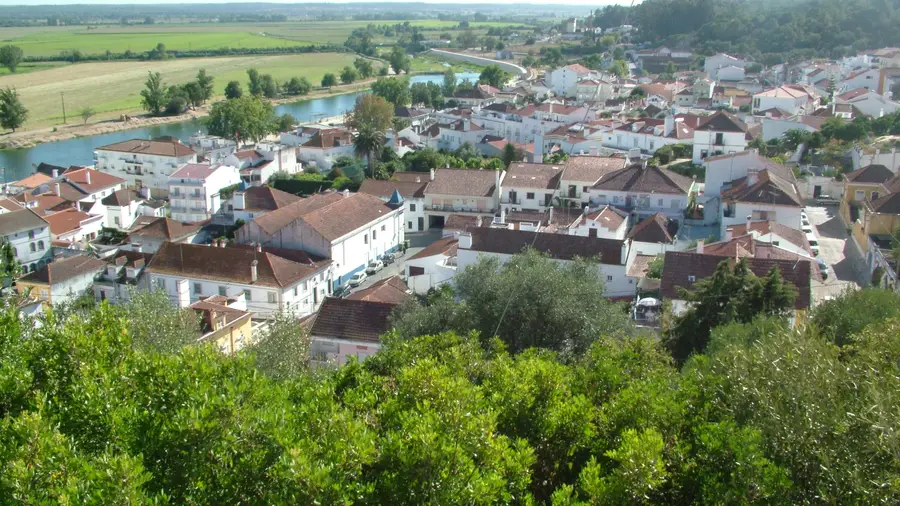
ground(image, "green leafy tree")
xmin=340 ymin=66 xmax=358 ymax=84
xmin=540 ymin=47 xmax=564 ymax=67
xmin=250 ymin=311 xmax=310 ymax=380
xmin=370 ymin=77 xmax=411 ymax=106
xmin=206 ymin=95 xmax=275 ymax=144
xmin=456 ymin=29 xmax=478 ymax=49
xmin=441 ymin=67 xmax=457 ymax=96
xmin=247 ymin=68 xmax=262 ymax=96
xmin=79 ymin=106 xmax=95 ymax=125
xmin=273 ymin=113 xmax=296 ymax=132
xmin=283 ymin=77 xmax=311 ymax=96
xmin=810 ymin=288 xmax=900 ymax=346
xmin=501 ymin=142 xmax=523 ymax=166
xmin=0 ymin=87 xmax=27 ymax=132
xmin=164 ymin=85 xmax=188 ymax=115
xmin=479 ymin=64 xmax=509 ymax=88
xmin=181 ymin=81 xmax=204 ymax=108
xmin=148 ymin=42 xmax=167 ymax=60
xmin=196 ymin=68 xmax=214 ymax=103
xmin=0 ymin=45 xmax=24 ymax=73
xmin=388 ymin=46 xmax=410 ymax=75
xmin=346 ymin=94 xmax=393 ymax=175
xmin=260 ymin=74 xmax=278 ymax=98
xmin=0 ymin=240 xmax=21 ymax=284
xmin=611 ymin=59 xmax=630 ymax=78
xmin=353 ymin=57 xmax=374 ymax=78
xmin=119 ymin=289 xmax=200 ymax=354
xmin=321 ymin=72 xmax=337 ymax=87
xmin=522 ymin=55 xmax=536 ymax=68
xmin=139 ymin=71 xmax=165 ymax=116
xmin=224 ymin=80 xmax=242 ymax=99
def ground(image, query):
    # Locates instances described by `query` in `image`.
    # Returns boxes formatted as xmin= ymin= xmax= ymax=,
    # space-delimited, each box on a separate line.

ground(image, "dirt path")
xmin=0 ymin=78 xmax=382 ymax=150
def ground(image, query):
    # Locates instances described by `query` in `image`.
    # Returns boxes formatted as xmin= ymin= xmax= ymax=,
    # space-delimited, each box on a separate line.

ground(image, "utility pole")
xmin=60 ymin=92 xmax=66 ymax=124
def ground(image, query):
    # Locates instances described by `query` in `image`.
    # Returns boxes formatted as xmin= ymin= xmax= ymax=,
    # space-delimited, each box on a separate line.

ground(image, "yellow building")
xmin=190 ymin=295 xmax=254 ymax=355
xmin=839 ymin=164 xmax=894 ymax=226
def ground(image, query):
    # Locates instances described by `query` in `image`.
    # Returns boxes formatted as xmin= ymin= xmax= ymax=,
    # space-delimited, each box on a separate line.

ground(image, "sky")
xmin=0 ymin=0 xmax=628 ymax=6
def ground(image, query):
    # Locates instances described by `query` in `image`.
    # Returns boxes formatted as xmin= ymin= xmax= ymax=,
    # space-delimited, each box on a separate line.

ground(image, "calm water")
xmin=0 ymin=72 xmax=479 ymax=182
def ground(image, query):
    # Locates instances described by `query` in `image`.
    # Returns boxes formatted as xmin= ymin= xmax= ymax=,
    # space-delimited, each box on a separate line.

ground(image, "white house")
xmin=93 ymin=250 xmax=154 ymax=304
xmin=235 ymin=191 xmax=405 ymax=288
xmin=294 ymin=128 xmax=355 ymax=171
xmin=501 ymin=162 xmax=565 ymax=212
xmin=568 ymin=205 xmax=629 ymax=239
xmin=101 ymin=188 xmax=166 ymax=230
xmin=715 ymin=65 xmax=745 ymax=82
xmin=836 ymin=89 xmax=900 ymax=118
xmin=548 ymin=63 xmax=594 ymax=96
xmin=187 ymin=134 xmax=237 ymax=163
xmin=308 ymin=296 xmax=398 ymax=366
xmin=94 ymin=138 xmax=198 ymax=190
xmin=724 ymin=220 xmax=813 ymax=257
xmin=603 ymin=115 xmax=695 ymax=154
xmin=839 ymin=68 xmax=882 ymax=94
xmin=704 ymin=53 xmax=746 ymax=77
xmin=720 ymin=168 xmax=804 ymax=236
xmin=421 ymin=120 xmax=487 ymax=151
xmin=423 ymin=168 xmax=504 ymax=228
xmin=702 ymin=150 xmax=793 ymax=199
xmin=224 ymin=143 xmax=301 ymax=186
xmin=587 ymin=162 xmax=695 ymax=220
xmin=559 ymin=156 xmax=628 ymax=205
xmin=404 ymin=236 xmax=458 ymax=293
xmin=359 ymin=174 xmax=429 ymax=233
xmin=44 ymin=208 xmax=103 ymax=245
xmin=231 ymin=186 xmax=302 ymax=225
xmin=692 ymin=111 xmax=750 ymax=163
xmin=17 ymin=254 xmax=106 ymax=306
xmin=457 ymin=227 xmax=634 ymax=298
xmin=0 ymin=208 xmax=52 ymax=273
xmin=125 ymin=218 xmax=205 ymax=254
xmin=168 ymin=163 xmax=241 ymax=223
xmin=752 ymin=85 xmax=818 ymax=115
xmin=147 ymin=241 xmax=333 ymax=317
xmin=626 ymin=212 xmax=679 ymax=256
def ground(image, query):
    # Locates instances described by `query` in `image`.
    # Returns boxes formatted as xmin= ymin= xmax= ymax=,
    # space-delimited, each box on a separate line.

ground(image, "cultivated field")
xmin=0 ymin=53 xmax=359 ymax=128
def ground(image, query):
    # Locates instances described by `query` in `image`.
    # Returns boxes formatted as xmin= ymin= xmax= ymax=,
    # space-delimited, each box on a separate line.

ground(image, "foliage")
xmin=646 ymin=255 xmax=664 ymax=279
xmin=442 ymin=67 xmax=457 ymax=96
xmin=206 ymin=95 xmax=275 ymax=143
xmin=388 ymin=46 xmax=410 ymax=74
xmin=810 ymin=288 xmax=900 ymax=346
xmin=478 ymin=64 xmax=509 ymax=88
xmin=283 ymin=76 xmax=311 ymax=96
xmin=120 ymin=289 xmax=201 ymax=354
xmin=78 ymin=106 xmax=95 ymax=124
xmin=139 ymin=71 xmax=165 ymax=116
xmin=260 ymin=74 xmax=279 ymax=98
xmin=250 ymin=311 xmax=310 ymax=380
xmin=401 ymin=147 xmax=446 ymax=172
xmin=392 ymin=249 xmax=633 ymax=357
xmin=353 ymin=57 xmax=374 ymax=78
xmin=0 ymin=241 xmax=21 ymax=284
xmin=224 ymin=80 xmax=243 ymax=99
xmin=665 ymin=259 xmax=796 ymax=363
xmin=0 ymin=45 xmax=24 ymax=73
xmin=247 ymin=67 xmax=262 ymax=96
xmin=370 ymin=76 xmax=411 ymax=106
xmin=0 ymin=87 xmax=28 ymax=132
xmin=346 ymin=94 xmax=393 ymax=174
xmin=340 ymin=65 xmax=358 ymax=84
xmin=196 ymin=68 xmax=214 ymax=103
xmin=273 ymin=113 xmax=297 ymax=133
xmin=321 ymin=72 xmax=337 ymax=87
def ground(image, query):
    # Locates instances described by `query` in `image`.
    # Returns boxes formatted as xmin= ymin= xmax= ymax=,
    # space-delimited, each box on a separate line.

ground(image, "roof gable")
xmin=467 ymin=228 xmax=624 ymax=264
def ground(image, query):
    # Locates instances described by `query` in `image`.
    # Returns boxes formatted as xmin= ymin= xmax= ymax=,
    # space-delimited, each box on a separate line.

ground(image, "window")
xmin=372 ymin=230 xmax=377 ymax=240
xmin=688 ymin=275 xmax=696 ymax=282
xmin=364 ymin=234 xmax=368 ymax=245
xmin=408 ymin=266 xmax=425 ymax=276
xmin=872 ymin=191 xmax=880 ymax=200
xmin=114 ymin=217 xmax=120 ymax=226
xmin=302 ymin=280 xmax=308 ymax=291
xmin=37 ymin=241 xmax=44 ymax=250
xmin=28 ymin=230 xmax=34 ymax=239
xmin=714 ymin=133 xmax=724 ymax=146
xmin=409 ymin=203 xmax=416 ymax=212
xmin=658 ymin=198 xmax=664 ymax=206
xmin=582 ymin=186 xmax=589 ymax=192
xmin=243 ymin=289 xmax=251 ymax=301
xmin=408 ymin=221 xmax=413 ymax=230
xmin=218 ymin=285 xmax=227 ymax=296
xmin=29 ymin=243 xmax=35 ymax=252
xmin=649 ymin=141 xmax=655 ymax=151
xmin=855 ymin=190 xmax=865 ymax=201
xmin=526 ymin=192 xmax=535 ymax=200
xmin=156 ymin=279 xmax=165 ymax=290
xmin=193 ymin=282 xmax=202 ymax=294
xmin=381 ymin=224 xmax=386 ymax=231
xmin=633 ymin=138 xmax=639 ymax=148
xmin=607 ymin=275 xmax=613 ymax=281
xmin=701 ymin=149 xmax=709 ymax=159
xmin=267 ymin=292 xmax=276 ymax=303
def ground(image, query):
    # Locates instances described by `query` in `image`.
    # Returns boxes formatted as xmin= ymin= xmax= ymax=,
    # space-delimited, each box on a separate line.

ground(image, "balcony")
xmin=425 ymin=204 xmax=495 ymax=214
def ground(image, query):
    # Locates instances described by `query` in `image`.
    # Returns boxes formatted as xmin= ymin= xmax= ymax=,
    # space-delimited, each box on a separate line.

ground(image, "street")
xmin=347 ymin=229 xmax=444 ymax=294
xmin=805 ymin=204 xmax=867 ymax=303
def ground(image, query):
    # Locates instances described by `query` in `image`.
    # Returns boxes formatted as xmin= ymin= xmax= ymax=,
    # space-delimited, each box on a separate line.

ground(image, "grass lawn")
xmin=0 ymin=53 xmax=359 ymax=128
xmin=0 ymin=61 xmax=70 ymax=76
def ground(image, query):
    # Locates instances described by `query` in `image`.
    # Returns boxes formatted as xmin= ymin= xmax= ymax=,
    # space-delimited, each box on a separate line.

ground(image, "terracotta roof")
xmin=564 ymin=156 xmax=627 ymax=183
xmin=0 ymin=198 xmax=23 ymax=212
xmin=97 ymin=138 xmax=195 ymax=157
xmin=170 ymin=163 xmax=223 ymax=180
xmin=358 ymin=178 xmax=427 ymax=199
xmin=703 ymin=150 xmax=795 ymax=182
xmin=61 ymin=167 xmax=125 ymax=193
xmin=505 ymin=162 xmax=564 ymax=190
xmin=409 ymin=236 xmax=458 ymax=260
xmin=35 ymin=162 xmax=67 ymax=177
xmin=755 ymin=85 xmax=810 ymax=99
xmin=695 ymin=111 xmax=747 ymax=132
xmin=394 ymin=106 xmax=429 ymax=118
xmin=483 ymin=102 xmax=517 ymax=114
xmin=584 ymin=205 xmax=626 ymax=231
xmin=425 ymin=168 xmax=498 ymax=197
xmin=101 ymin=189 xmax=141 ymax=207
xmin=238 ymin=186 xmax=302 ymax=212
xmin=309 ymin=297 xmax=397 ymax=342
xmin=301 ymin=128 xmax=353 ymax=149
xmin=248 ymin=191 xmax=397 ymax=241
xmin=18 ymin=194 xmax=74 ymax=215
xmin=43 ymin=208 xmax=97 ymax=236
xmin=701 ymin=234 xmax=756 ymax=258
xmin=148 ymin=242 xmax=329 ymax=288
xmin=721 ymin=169 xmax=801 ymax=207
xmin=534 ymin=103 xmax=581 ymax=115
xmin=19 ymin=254 xmax=105 ymax=286
xmin=104 ymin=249 xmax=154 ymax=270
xmin=627 ymin=254 xmax=657 ymax=278
xmin=660 ymin=251 xmax=812 ymax=309
xmin=346 ymin=275 xmax=410 ymax=304
xmin=844 ymin=164 xmax=894 ymax=184
xmin=10 ymin=172 xmax=52 ymax=189
xmin=869 ymin=192 xmax=900 ymax=214
xmin=191 ymin=297 xmax=251 ymax=330
xmin=726 ymin=221 xmax=810 ymax=252
xmin=0 ymin=209 xmax=49 ymax=237
xmin=837 ymin=88 xmax=870 ymax=101
xmin=127 ymin=218 xmax=203 ymax=241
xmin=627 ymin=213 xmax=677 ymax=243
xmin=466 ymin=228 xmax=624 ymax=265
xmin=564 ymin=63 xmax=592 ymax=73
xmin=592 ymin=163 xmax=693 ymax=194
xmin=444 ymin=214 xmax=483 ymax=232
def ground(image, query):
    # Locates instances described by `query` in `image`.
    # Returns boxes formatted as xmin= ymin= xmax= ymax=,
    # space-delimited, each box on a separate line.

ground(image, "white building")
xmin=404 ymin=236 xmax=458 ymax=293
xmin=692 ymin=111 xmax=750 ymax=163
xmin=548 ymin=63 xmax=594 ymax=96
xmin=421 ymin=120 xmax=487 ymax=151
xmin=147 ymin=241 xmax=333 ymax=317
xmin=236 ymin=191 xmax=405 ymax=289
xmin=231 ymin=186 xmax=301 ymax=225
xmin=838 ymin=68 xmax=882 ymax=94
xmin=724 ymin=220 xmax=814 ymax=257
xmin=292 ymin=128 xmax=355 ymax=172
xmin=93 ymin=250 xmax=154 ymax=304
xmin=358 ymin=174 xmax=429 ymax=233
xmin=720 ymin=168 xmax=804 ymax=236
xmin=603 ymin=115 xmax=695 ymax=154
xmin=168 ymin=163 xmax=241 ymax=223
xmin=0 ymin=208 xmax=52 ymax=273
xmin=224 ymin=143 xmax=302 ymax=186
xmin=587 ymin=162 xmax=695 ymax=221
xmin=836 ymin=89 xmax=900 ymax=118
xmin=559 ymin=156 xmax=628 ymax=206
xmin=704 ymin=53 xmax=746 ymax=77
xmin=702 ymin=150 xmax=793 ymax=199
xmin=423 ymin=168 xmax=503 ymax=229
xmin=501 ymin=162 xmax=565 ymax=212
xmin=751 ymin=85 xmax=818 ymax=115
xmin=187 ymin=134 xmax=237 ymax=163
xmin=44 ymin=208 xmax=104 ymax=244
xmin=101 ymin=188 xmax=166 ymax=230
xmin=94 ymin=138 xmax=198 ymax=190
xmin=715 ymin=65 xmax=745 ymax=82
xmin=17 ymin=254 xmax=106 ymax=306
xmin=457 ymin=227 xmax=634 ymax=298
xmin=125 ymin=218 xmax=205 ymax=254
xmin=568 ymin=205 xmax=629 ymax=239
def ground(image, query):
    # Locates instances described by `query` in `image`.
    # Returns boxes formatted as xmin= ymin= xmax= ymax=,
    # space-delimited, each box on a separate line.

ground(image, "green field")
xmin=0 ymin=19 xmax=535 ymax=58
xmin=0 ymin=53 xmax=361 ymax=128
xmin=0 ymin=61 xmax=70 ymax=76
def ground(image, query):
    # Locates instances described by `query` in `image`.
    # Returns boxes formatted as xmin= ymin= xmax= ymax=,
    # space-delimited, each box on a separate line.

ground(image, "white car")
xmin=365 ymin=260 xmax=384 ymax=275
xmin=348 ymin=271 xmax=367 ymax=287
xmin=806 ymin=232 xmax=820 ymax=256
xmin=816 ymin=257 xmax=829 ymax=278
xmin=802 ymin=223 xmax=813 ymax=234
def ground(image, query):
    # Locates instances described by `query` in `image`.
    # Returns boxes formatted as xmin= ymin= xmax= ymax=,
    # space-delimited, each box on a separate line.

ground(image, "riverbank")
xmin=0 ymin=78 xmax=384 ymax=150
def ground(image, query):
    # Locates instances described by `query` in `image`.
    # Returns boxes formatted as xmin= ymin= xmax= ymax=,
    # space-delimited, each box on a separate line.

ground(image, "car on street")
xmin=801 ymin=212 xmax=810 ymax=226
xmin=806 ymin=232 xmax=820 ymax=256
xmin=348 ymin=271 xmax=367 ymax=287
xmin=382 ymin=252 xmax=395 ymax=265
xmin=333 ymin=284 xmax=351 ymax=298
xmin=365 ymin=260 xmax=384 ymax=275
xmin=816 ymin=194 xmax=839 ymax=205
xmin=802 ymin=223 xmax=813 ymax=234
xmin=817 ymin=257 xmax=829 ymax=279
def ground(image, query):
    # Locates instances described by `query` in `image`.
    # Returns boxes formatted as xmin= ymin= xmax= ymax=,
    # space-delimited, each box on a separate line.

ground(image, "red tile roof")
xmin=248 ymin=191 xmax=398 ymax=240
xmin=97 ymin=138 xmax=195 ymax=157
xmin=18 ymin=254 xmax=105 ymax=285
xmin=346 ymin=275 xmax=410 ymax=304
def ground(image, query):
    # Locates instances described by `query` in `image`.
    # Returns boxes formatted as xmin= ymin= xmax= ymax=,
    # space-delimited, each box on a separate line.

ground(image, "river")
xmin=0 ymin=72 xmax=480 ymax=183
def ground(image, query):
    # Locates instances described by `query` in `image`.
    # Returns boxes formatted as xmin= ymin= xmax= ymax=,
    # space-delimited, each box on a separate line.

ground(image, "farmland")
xmin=0 ymin=53 xmax=360 ymax=128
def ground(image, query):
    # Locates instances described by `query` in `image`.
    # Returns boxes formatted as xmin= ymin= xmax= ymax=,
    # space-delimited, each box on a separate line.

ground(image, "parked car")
xmin=348 ymin=271 xmax=367 ymax=287
xmin=365 ymin=260 xmax=384 ymax=275
xmin=816 ymin=194 xmax=839 ymax=205
xmin=816 ymin=257 xmax=829 ymax=279
xmin=806 ymin=232 xmax=820 ymax=256
xmin=333 ymin=284 xmax=351 ymax=298
xmin=382 ymin=252 xmax=395 ymax=265
xmin=802 ymin=223 xmax=813 ymax=234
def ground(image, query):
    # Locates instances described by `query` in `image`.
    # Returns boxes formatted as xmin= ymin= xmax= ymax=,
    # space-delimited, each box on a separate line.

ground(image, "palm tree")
xmin=353 ymin=122 xmax=385 ymax=177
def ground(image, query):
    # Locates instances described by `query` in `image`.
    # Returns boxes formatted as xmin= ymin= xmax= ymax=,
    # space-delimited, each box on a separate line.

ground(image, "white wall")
xmin=405 ymin=254 xmax=457 ymax=293
xmin=4 ymin=225 xmax=51 ymax=272
xmin=106 ymin=201 xmax=140 ymax=230
xmin=761 ymin=119 xmax=818 ymax=142
xmin=95 ymin=151 xmax=197 ymax=190
xmin=721 ymin=202 xmax=802 ymax=236
xmin=586 ymin=190 xmax=688 ymax=220
xmin=169 ymin=166 xmax=241 ymax=222
xmin=692 ymin=131 xmax=748 ymax=164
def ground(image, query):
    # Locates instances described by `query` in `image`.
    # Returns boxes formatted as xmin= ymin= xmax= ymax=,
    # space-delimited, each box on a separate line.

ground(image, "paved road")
xmin=806 ymin=204 xmax=866 ymax=303
xmin=348 ymin=229 xmax=443 ymax=293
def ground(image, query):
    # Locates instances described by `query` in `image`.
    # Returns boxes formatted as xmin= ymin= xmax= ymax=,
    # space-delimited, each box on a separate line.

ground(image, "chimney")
xmin=697 ymin=240 xmax=704 ymax=254
xmin=176 ymin=279 xmax=190 ymax=308
xmin=430 ymin=168 xmax=436 ymax=181
xmin=664 ymin=114 xmax=675 ymax=136
xmin=233 ymin=191 xmax=246 ymax=210
xmin=133 ymin=243 xmax=143 ymax=253
xmin=142 ymin=186 xmax=152 ymax=200
xmin=534 ymin=133 xmax=544 ymax=161
xmin=85 ymin=170 xmax=91 ymax=185
xmin=746 ymin=214 xmax=752 ymax=232
xmin=55 ymin=183 xmax=61 ymax=196
xmin=583 ymin=205 xmax=589 ymax=216
xmin=256 ymin=242 xmax=262 ymax=253
xmin=725 ymin=227 xmax=733 ymax=241
xmin=52 ymin=169 xmax=58 ymax=178
xmin=501 ymin=206 xmax=508 ymax=223
xmin=458 ymin=233 xmax=473 ymax=250
xmin=548 ymin=206 xmax=554 ymax=225
xmin=250 ymin=260 xmax=258 ymax=283
xmin=494 ymin=169 xmax=502 ymax=198
xmin=342 ymin=189 xmax=350 ymax=198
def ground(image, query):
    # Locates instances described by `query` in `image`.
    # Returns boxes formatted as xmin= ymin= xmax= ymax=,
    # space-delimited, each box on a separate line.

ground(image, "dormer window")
xmin=688 ymin=275 xmax=696 ymax=282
